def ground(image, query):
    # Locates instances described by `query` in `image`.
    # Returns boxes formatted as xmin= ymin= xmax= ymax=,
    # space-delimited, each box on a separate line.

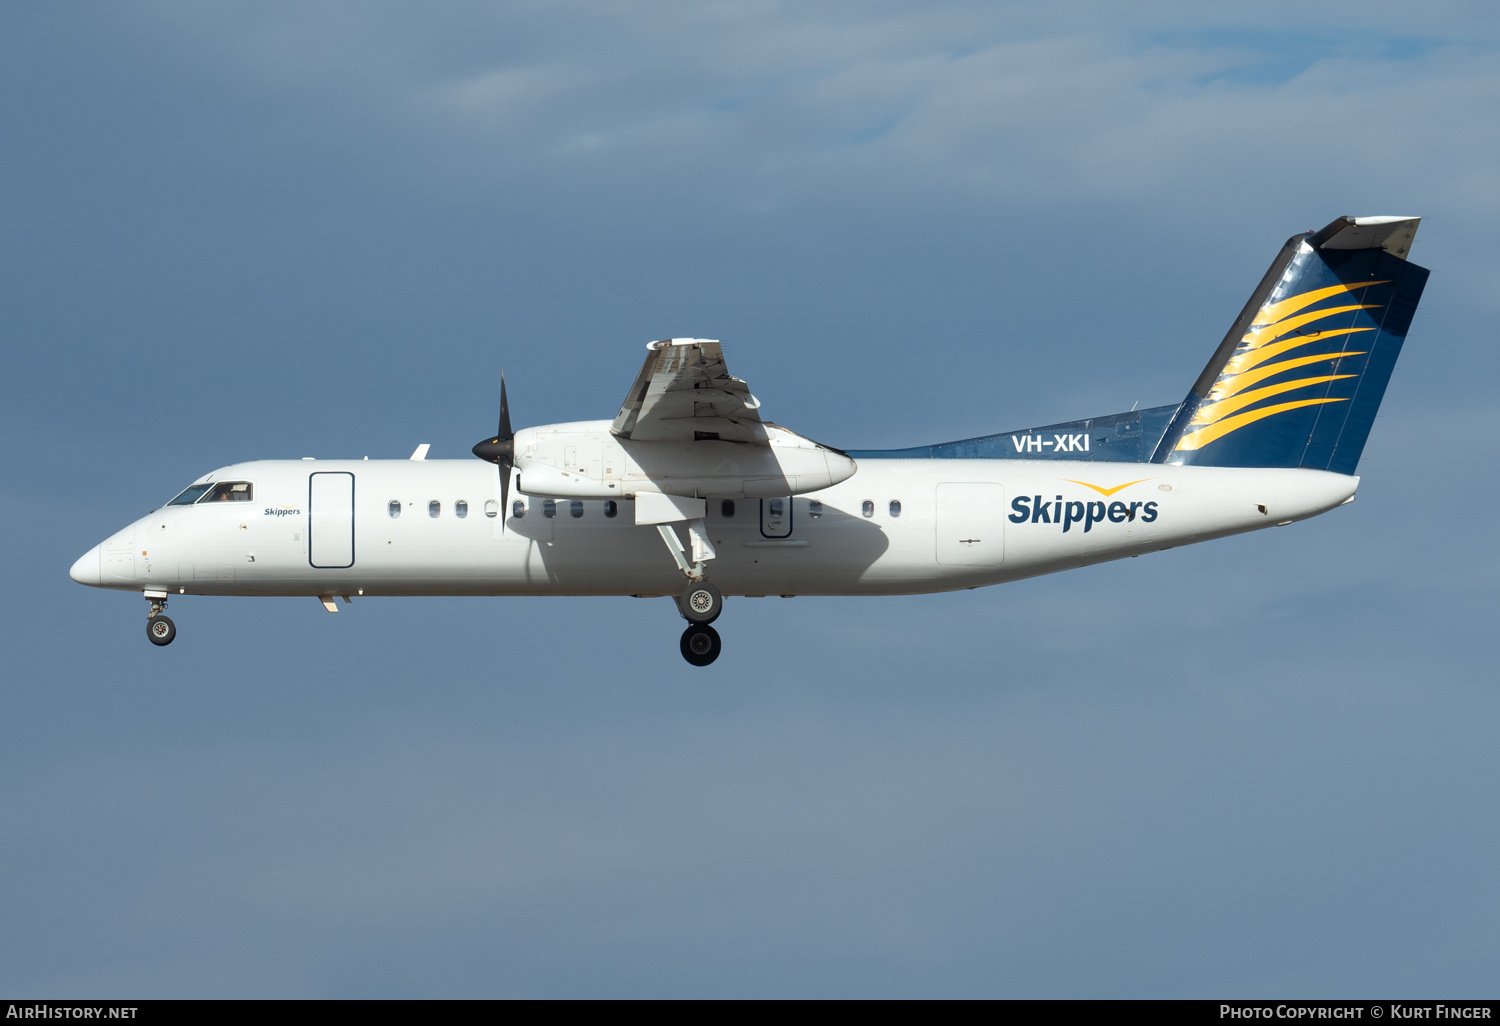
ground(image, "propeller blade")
xmin=498 ymin=373 xmax=511 ymax=441
xmin=472 ymin=372 xmax=517 ymax=535
xmin=499 ymin=454 xmax=511 ymax=534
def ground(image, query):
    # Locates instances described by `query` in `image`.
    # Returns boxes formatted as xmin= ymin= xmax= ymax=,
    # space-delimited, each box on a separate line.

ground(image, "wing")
xmin=610 ymin=338 xmax=767 ymax=444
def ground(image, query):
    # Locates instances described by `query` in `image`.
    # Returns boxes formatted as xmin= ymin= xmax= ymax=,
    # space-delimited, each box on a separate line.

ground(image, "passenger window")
xmin=889 ymin=500 xmax=901 ymax=518
xmin=455 ymin=500 xmax=468 ymax=519
xmin=721 ymin=499 xmax=735 ymax=518
xmin=862 ymin=500 xmax=874 ymax=518
xmin=570 ymin=500 xmax=584 ymax=518
xmin=604 ymin=500 xmax=618 ymax=518
xmin=388 ymin=500 xmax=401 ymax=519
xmin=484 ymin=499 xmax=498 ymax=518
xmin=204 ymin=481 xmax=253 ymax=502
xmin=769 ymin=498 xmax=784 ymax=517
xmin=543 ymin=499 xmax=557 ymax=518
xmin=167 ymin=483 xmax=214 ymax=506
xmin=512 ymin=500 xmax=525 ymax=519
xmin=808 ymin=500 xmax=823 ymax=519
xmin=428 ymin=500 xmax=441 ymax=518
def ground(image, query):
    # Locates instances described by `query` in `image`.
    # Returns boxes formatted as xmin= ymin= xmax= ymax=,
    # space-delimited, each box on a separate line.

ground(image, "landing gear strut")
xmin=145 ymin=593 xmax=176 ymax=647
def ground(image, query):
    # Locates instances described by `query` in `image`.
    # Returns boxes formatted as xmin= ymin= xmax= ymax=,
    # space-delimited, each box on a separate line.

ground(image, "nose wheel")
xmin=680 ymin=623 xmax=721 ymax=666
xmin=144 ymin=593 xmax=176 ymax=646
xmin=147 ymin=615 xmax=176 ymax=646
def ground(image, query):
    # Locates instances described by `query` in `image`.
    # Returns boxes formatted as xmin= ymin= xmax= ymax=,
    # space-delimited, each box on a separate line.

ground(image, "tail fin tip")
xmin=1308 ymin=215 xmax=1421 ymax=259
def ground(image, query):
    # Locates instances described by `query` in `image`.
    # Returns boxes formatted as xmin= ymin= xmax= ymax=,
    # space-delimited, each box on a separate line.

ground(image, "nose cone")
xmin=69 ymin=545 xmax=102 ymax=587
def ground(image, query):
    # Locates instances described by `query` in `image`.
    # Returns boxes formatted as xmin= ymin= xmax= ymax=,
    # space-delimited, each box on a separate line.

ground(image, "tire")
xmin=679 ymin=580 xmax=723 ymax=624
xmin=679 ymin=623 xmax=722 ymax=666
xmin=147 ymin=615 xmax=176 ymax=647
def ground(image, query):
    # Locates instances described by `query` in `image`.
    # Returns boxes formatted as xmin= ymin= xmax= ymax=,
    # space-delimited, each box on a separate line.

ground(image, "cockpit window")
xmin=167 ymin=481 xmax=253 ymax=505
xmin=203 ymin=481 xmax=253 ymax=502
xmin=167 ymin=484 xmax=214 ymax=505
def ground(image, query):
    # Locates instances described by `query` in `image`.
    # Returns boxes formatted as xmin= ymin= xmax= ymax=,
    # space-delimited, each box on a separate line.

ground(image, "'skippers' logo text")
xmin=1009 ymin=479 xmax=1158 ymax=533
xmin=264 ymin=505 xmax=302 ymax=518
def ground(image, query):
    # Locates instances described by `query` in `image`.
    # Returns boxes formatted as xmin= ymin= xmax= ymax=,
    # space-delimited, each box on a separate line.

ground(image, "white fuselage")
xmin=72 ymin=455 xmax=1358 ymax=600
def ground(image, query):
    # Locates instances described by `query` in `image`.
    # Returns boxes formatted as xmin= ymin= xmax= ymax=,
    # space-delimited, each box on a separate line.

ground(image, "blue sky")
xmin=3 ymin=1 xmax=1498 ymax=997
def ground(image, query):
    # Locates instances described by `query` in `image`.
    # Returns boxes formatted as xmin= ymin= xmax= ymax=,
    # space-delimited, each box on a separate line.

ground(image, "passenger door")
xmin=308 ymin=472 xmax=355 ymax=568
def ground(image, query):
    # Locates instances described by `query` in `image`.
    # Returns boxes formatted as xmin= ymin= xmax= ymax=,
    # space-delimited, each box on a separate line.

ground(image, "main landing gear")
xmin=676 ymin=580 xmax=724 ymax=666
xmin=653 ymin=517 xmax=727 ymax=666
xmin=145 ymin=593 xmax=176 ymax=647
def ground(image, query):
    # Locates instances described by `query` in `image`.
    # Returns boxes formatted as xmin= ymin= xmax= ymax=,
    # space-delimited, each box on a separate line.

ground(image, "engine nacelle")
xmin=514 ymin=420 xmax=856 ymax=499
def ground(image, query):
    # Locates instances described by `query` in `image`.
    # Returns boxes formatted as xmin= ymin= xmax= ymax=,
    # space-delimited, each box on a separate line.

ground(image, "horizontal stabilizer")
xmin=1308 ymin=215 xmax=1419 ymax=257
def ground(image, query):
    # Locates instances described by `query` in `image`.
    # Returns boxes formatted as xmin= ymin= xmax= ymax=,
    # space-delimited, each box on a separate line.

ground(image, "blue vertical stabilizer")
xmin=1151 ymin=215 xmax=1428 ymax=474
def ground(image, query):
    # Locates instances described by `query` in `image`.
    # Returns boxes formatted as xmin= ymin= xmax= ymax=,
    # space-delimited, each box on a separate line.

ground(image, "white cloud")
xmin=138 ymin=7 xmax=1488 ymax=195
xmin=127 ymin=0 xmax=1498 ymax=277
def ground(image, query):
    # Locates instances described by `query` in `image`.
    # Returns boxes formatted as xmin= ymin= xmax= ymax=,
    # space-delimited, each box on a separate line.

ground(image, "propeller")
xmin=471 ymin=374 xmax=514 ymax=531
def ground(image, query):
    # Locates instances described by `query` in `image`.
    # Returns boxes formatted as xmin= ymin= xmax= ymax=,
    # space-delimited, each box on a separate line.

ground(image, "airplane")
xmin=69 ymin=214 xmax=1428 ymax=666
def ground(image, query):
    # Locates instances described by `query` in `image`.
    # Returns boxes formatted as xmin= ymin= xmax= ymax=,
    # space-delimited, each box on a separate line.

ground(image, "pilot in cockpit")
xmin=208 ymin=482 xmax=252 ymax=502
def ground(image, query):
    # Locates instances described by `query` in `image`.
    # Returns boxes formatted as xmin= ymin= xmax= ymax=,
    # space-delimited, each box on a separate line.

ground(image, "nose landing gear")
xmin=145 ymin=592 xmax=176 ymax=646
xmin=147 ymin=615 xmax=176 ymax=646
